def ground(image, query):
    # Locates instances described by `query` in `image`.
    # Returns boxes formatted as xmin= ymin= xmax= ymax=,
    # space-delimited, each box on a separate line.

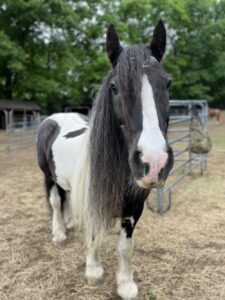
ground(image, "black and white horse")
xmin=37 ymin=20 xmax=173 ymax=300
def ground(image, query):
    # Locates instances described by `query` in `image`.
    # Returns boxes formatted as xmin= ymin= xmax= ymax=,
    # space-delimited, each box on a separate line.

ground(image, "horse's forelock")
xmin=117 ymin=45 xmax=151 ymax=125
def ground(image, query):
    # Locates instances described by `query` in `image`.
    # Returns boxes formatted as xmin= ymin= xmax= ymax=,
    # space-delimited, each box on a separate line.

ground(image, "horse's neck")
xmin=124 ymin=178 xmax=150 ymax=206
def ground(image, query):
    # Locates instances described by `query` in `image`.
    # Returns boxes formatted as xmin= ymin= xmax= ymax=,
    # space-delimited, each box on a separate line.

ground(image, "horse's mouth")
xmin=136 ymin=178 xmax=165 ymax=189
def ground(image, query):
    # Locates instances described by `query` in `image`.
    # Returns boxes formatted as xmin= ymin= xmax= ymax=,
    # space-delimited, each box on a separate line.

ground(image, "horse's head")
xmin=106 ymin=20 xmax=173 ymax=189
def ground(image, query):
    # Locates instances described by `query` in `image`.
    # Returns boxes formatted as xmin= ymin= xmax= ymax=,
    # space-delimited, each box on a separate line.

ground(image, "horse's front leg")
xmin=117 ymin=203 xmax=144 ymax=300
xmin=85 ymin=233 xmax=104 ymax=285
xmin=117 ymin=217 xmax=137 ymax=299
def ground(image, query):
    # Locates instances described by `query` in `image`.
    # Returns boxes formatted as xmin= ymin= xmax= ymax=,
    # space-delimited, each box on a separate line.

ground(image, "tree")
xmin=0 ymin=0 xmax=86 ymax=112
xmin=1 ymin=0 xmax=225 ymax=112
xmin=164 ymin=0 xmax=225 ymax=105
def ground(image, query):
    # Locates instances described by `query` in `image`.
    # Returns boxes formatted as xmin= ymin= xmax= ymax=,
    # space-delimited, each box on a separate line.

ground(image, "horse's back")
xmin=46 ymin=112 xmax=89 ymax=133
xmin=37 ymin=113 xmax=89 ymax=190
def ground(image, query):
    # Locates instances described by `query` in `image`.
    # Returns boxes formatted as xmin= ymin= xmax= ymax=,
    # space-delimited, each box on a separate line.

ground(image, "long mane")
xmin=88 ymin=71 xmax=127 ymax=232
xmin=88 ymin=45 xmax=151 ymax=232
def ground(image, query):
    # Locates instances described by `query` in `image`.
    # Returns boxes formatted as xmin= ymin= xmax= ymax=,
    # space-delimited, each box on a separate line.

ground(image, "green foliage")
xmin=0 ymin=0 xmax=225 ymax=112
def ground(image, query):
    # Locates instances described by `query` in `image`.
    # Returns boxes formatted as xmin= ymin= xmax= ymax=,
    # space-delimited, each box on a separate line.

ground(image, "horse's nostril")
xmin=135 ymin=150 xmax=141 ymax=158
xmin=133 ymin=150 xmax=142 ymax=163
xmin=144 ymin=163 xmax=149 ymax=175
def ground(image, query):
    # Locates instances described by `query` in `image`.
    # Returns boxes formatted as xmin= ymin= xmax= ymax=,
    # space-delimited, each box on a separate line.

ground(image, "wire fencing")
xmin=3 ymin=115 xmax=45 ymax=153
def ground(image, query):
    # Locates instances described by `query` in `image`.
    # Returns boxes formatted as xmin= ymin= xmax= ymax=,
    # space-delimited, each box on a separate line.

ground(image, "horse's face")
xmin=107 ymin=21 xmax=173 ymax=189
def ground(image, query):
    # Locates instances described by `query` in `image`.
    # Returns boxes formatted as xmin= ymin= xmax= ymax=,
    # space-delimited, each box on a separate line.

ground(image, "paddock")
xmin=0 ymin=112 xmax=225 ymax=300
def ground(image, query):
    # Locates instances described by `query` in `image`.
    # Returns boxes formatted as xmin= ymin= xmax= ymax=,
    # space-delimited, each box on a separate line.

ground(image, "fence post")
xmin=188 ymin=103 xmax=193 ymax=174
xmin=3 ymin=110 xmax=9 ymax=131
xmin=9 ymin=110 xmax=13 ymax=132
xmin=156 ymin=188 xmax=165 ymax=214
xmin=200 ymin=156 xmax=204 ymax=176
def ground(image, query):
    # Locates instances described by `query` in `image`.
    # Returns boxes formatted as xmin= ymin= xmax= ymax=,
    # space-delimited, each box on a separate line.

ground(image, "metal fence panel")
xmin=150 ymin=100 xmax=209 ymax=214
xmin=4 ymin=115 xmax=45 ymax=152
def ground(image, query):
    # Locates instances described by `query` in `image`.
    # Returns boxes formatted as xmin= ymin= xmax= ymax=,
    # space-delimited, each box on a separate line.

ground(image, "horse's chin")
xmin=136 ymin=178 xmax=165 ymax=189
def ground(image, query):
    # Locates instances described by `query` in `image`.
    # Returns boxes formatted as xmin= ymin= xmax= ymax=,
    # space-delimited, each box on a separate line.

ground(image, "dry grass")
xmin=0 ymin=112 xmax=225 ymax=300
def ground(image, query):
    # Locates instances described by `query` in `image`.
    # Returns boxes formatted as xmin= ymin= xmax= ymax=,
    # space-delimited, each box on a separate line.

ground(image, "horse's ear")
xmin=106 ymin=24 xmax=123 ymax=67
xmin=150 ymin=20 xmax=166 ymax=62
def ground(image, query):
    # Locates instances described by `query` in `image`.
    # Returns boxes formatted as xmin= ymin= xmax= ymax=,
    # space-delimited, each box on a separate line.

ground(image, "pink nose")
xmin=141 ymin=151 xmax=168 ymax=184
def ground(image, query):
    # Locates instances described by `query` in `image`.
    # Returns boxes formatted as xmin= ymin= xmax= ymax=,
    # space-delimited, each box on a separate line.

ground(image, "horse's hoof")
xmin=86 ymin=265 xmax=104 ymax=285
xmin=117 ymin=281 xmax=138 ymax=300
xmin=53 ymin=230 xmax=67 ymax=244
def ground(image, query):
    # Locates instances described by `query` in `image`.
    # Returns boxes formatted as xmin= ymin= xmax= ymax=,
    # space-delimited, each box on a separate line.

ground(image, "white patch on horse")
xmin=128 ymin=216 xmax=135 ymax=227
xmin=137 ymin=74 xmax=168 ymax=184
xmin=117 ymin=229 xmax=138 ymax=300
xmin=50 ymin=113 xmax=88 ymax=191
xmin=138 ymin=74 xmax=166 ymax=156
xmin=49 ymin=185 xmax=66 ymax=243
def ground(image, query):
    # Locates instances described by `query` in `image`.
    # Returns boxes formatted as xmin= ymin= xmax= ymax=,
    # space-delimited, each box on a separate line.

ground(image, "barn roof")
xmin=0 ymin=100 xmax=41 ymax=111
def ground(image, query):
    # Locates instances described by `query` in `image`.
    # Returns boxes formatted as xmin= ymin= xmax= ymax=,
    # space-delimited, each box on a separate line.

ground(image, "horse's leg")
xmin=116 ymin=218 xmax=137 ymax=300
xmin=85 ymin=232 xmax=104 ymax=285
xmin=63 ymin=191 xmax=75 ymax=229
xmin=49 ymin=184 xmax=66 ymax=243
xmin=116 ymin=202 xmax=144 ymax=300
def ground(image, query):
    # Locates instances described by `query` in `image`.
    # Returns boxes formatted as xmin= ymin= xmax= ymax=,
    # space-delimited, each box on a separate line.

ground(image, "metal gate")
xmin=5 ymin=114 xmax=42 ymax=152
xmin=150 ymin=100 xmax=209 ymax=213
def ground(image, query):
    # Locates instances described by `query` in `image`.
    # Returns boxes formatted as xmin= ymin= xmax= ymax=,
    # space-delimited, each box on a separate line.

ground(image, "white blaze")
xmin=138 ymin=74 xmax=166 ymax=156
xmin=137 ymin=74 xmax=167 ymax=184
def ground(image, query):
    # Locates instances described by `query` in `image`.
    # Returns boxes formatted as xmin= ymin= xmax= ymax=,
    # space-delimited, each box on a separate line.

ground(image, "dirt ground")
xmin=0 ymin=113 xmax=225 ymax=300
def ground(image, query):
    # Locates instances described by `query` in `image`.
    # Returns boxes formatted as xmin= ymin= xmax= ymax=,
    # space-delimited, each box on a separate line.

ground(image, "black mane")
xmin=88 ymin=44 xmax=166 ymax=230
xmin=89 ymin=71 xmax=128 ymax=230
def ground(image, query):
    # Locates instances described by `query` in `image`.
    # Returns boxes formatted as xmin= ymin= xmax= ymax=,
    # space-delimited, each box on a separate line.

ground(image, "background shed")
xmin=0 ymin=100 xmax=41 ymax=130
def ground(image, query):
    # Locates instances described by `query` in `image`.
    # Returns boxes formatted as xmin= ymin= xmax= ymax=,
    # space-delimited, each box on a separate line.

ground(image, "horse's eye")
xmin=111 ymin=83 xmax=118 ymax=94
xmin=167 ymin=79 xmax=172 ymax=89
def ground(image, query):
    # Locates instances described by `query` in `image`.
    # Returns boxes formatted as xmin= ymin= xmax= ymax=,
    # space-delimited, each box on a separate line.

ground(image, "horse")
xmin=37 ymin=20 xmax=174 ymax=300
xmin=208 ymin=107 xmax=220 ymax=123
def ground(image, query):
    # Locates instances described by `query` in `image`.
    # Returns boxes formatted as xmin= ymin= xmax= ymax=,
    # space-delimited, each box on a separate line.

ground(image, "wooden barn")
xmin=0 ymin=100 xmax=41 ymax=130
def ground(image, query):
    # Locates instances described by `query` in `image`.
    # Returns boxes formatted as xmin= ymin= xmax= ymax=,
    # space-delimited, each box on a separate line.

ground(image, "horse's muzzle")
xmin=136 ymin=147 xmax=173 ymax=189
